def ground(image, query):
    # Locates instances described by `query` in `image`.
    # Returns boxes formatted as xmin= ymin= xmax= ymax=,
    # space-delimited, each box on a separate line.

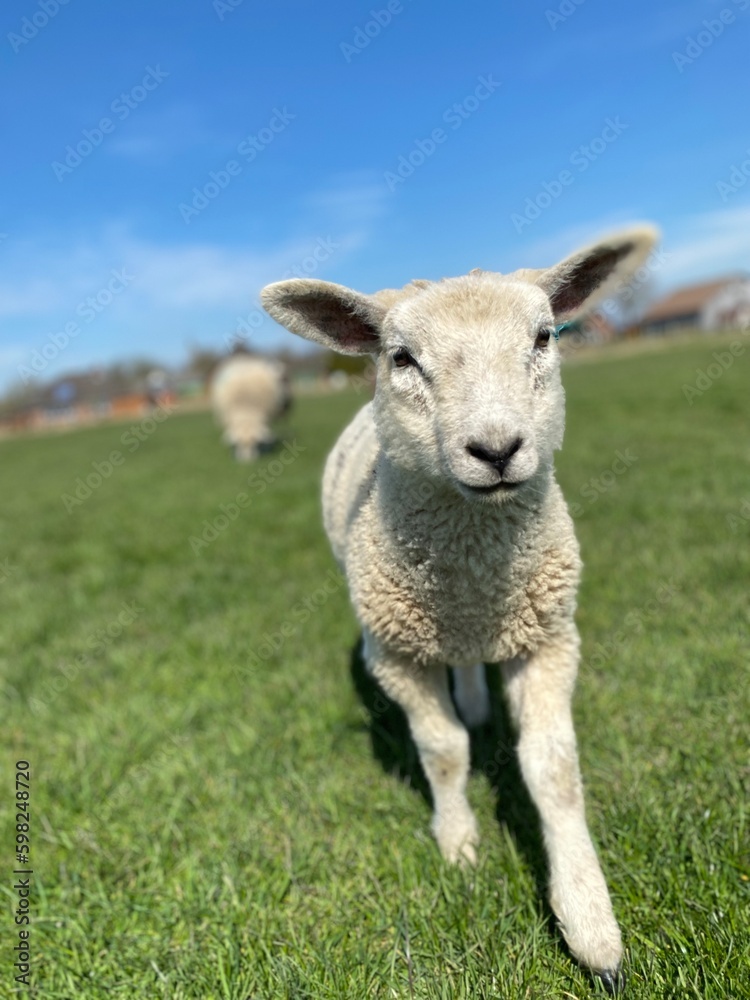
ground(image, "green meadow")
xmin=1 ymin=334 xmax=748 ymax=998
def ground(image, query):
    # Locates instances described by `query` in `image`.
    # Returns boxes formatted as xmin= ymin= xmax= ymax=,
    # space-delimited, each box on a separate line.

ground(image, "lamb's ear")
xmin=261 ymin=279 xmax=386 ymax=356
xmin=536 ymin=225 xmax=659 ymax=320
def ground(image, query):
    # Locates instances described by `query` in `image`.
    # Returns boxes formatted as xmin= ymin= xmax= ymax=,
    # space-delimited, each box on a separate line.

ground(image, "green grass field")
xmin=1 ymin=336 xmax=748 ymax=999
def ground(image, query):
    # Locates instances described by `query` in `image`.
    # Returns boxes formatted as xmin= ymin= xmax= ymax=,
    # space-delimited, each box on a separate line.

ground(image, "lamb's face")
xmin=374 ymin=275 xmax=564 ymax=501
xmin=260 ymin=225 xmax=658 ymax=494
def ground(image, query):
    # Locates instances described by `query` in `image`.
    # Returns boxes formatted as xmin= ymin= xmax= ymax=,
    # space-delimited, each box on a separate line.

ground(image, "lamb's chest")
xmin=349 ymin=534 xmax=572 ymax=667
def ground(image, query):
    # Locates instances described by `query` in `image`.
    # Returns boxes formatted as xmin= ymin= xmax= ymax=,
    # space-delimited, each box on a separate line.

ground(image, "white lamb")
xmin=261 ymin=226 xmax=657 ymax=994
xmin=210 ymin=354 xmax=288 ymax=461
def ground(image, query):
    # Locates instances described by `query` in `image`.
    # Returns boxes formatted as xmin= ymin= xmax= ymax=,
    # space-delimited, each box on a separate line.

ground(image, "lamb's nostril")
xmin=466 ymin=437 xmax=523 ymax=473
xmin=466 ymin=443 xmax=495 ymax=464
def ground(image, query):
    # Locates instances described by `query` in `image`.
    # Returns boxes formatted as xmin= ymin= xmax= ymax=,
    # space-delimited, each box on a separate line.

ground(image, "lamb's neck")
xmin=375 ymin=454 xmax=553 ymax=557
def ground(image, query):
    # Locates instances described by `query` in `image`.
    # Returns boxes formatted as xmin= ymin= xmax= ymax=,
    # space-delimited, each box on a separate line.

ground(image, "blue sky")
xmin=2 ymin=0 xmax=749 ymax=391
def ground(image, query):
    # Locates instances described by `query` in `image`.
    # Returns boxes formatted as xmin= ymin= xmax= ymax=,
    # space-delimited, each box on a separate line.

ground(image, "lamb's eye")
xmin=534 ymin=328 xmax=552 ymax=349
xmin=393 ymin=348 xmax=416 ymax=368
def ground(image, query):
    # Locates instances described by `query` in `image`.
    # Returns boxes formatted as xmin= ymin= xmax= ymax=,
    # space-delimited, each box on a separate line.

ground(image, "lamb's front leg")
xmin=365 ymin=630 xmax=479 ymax=865
xmin=502 ymin=638 xmax=624 ymax=993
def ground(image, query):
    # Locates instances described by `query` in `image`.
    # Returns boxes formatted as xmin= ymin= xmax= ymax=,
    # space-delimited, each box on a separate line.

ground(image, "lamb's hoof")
xmin=455 ymin=838 xmax=478 ymax=869
xmin=433 ymin=813 xmax=479 ymax=868
xmin=595 ymin=966 xmax=625 ymax=996
xmin=438 ymin=830 xmax=478 ymax=868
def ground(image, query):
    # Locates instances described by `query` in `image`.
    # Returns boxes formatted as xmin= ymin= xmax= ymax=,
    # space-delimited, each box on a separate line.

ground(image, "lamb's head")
xmin=261 ymin=226 xmax=657 ymax=501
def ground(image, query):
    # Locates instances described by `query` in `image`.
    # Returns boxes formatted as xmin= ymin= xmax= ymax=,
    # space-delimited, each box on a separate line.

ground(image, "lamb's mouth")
xmin=459 ymin=480 xmax=524 ymax=495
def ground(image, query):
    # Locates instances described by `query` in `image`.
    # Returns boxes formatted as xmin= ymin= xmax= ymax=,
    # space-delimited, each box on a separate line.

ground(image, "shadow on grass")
xmin=348 ymin=636 xmax=429 ymax=800
xmin=348 ymin=636 xmax=555 ymax=922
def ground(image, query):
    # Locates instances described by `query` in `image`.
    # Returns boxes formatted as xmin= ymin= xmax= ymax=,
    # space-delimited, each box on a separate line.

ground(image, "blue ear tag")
xmin=553 ymin=322 xmax=572 ymax=341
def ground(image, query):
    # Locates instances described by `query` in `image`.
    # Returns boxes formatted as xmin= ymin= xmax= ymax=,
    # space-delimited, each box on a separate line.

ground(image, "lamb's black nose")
xmin=466 ymin=437 xmax=523 ymax=474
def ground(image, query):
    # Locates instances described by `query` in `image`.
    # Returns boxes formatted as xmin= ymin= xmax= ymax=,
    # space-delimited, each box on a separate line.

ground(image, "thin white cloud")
xmin=662 ymin=205 xmax=750 ymax=283
xmin=124 ymin=238 xmax=315 ymax=308
xmin=529 ymin=0 xmax=724 ymax=77
xmin=0 ymin=175 xmax=389 ymax=391
xmin=0 ymin=231 xmax=363 ymax=324
xmin=0 ymin=278 xmax=72 ymax=319
xmin=305 ymin=171 xmax=391 ymax=225
xmin=105 ymin=103 xmax=236 ymax=163
xmin=0 ymin=235 xmax=322 ymax=392
xmin=496 ymin=204 xmax=750 ymax=294
xmin=0 ymin=171 xmax=391 ymax=323
xmin=108 ymin=135 xmax=165 ymax=159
